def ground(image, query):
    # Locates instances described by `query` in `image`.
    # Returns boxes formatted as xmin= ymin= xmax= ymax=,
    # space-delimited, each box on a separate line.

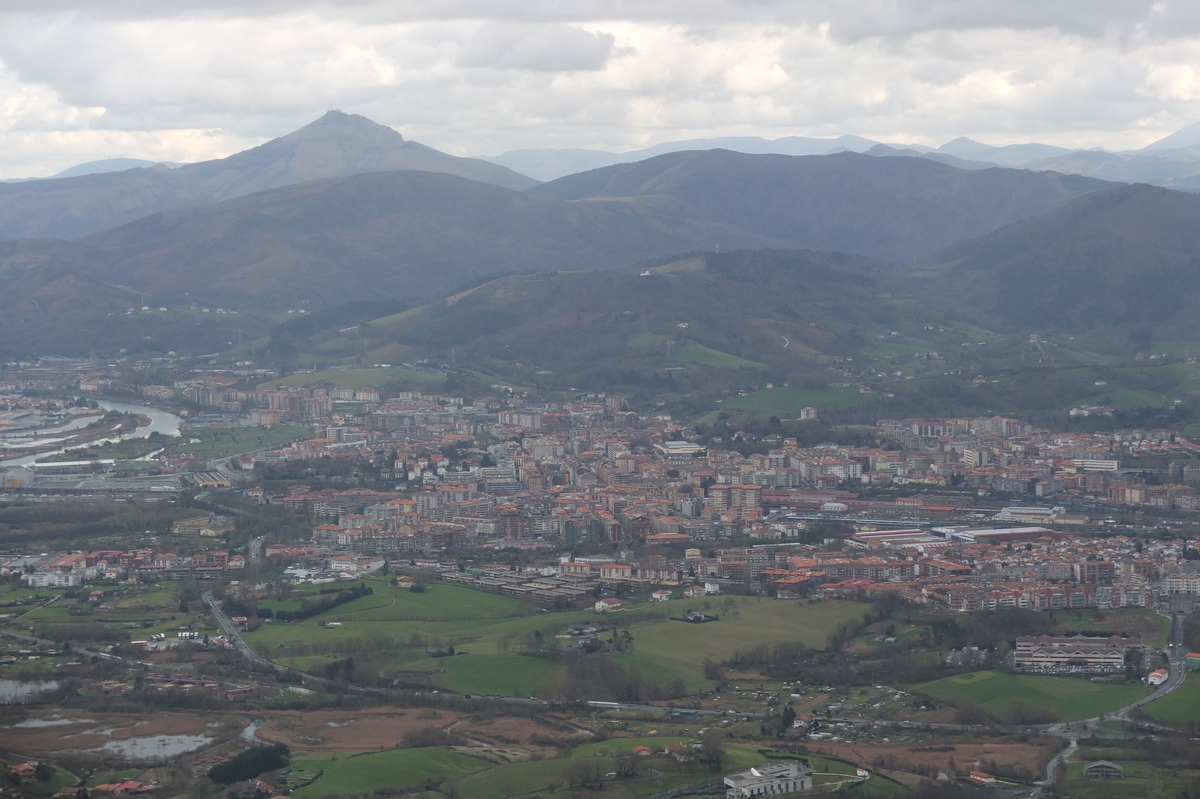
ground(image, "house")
xmin=685 ymin=610 xmax=706 ymax=622
xmin=967 ymin=771 xmax=999 ymax=788
xmin=632 ymin=746 xmax=654 ymax=757
xmin=1148 ymin=668 xmax=1169 ymax=686
xmin=724 ymin=762 xmax=811 ymax=798
xmin=1186 ymin=652 xmax=1200 ymax=671
xmin=10 ymin=764 xmax=37 ymax=779
xmin=651 ymin=590 xmax=671 ymax=602
xmin=1083 ymin=761 xmax=1124 ymax=779
xmin=704 ymin=581 xmax=721 ymax=595
xmin=683 ymin=585 xmax=705 ymax=598
xmin=666 ymin=742 xmax=694 ymax=762
xmin=595 ymin=597 xmax=623 ymax=613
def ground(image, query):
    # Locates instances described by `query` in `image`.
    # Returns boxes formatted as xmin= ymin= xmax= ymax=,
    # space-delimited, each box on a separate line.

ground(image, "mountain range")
xmin=484 ymin=126 xmax=1200 ymax=187
xmin=4 ymin=110 xmax=1200 ymax=384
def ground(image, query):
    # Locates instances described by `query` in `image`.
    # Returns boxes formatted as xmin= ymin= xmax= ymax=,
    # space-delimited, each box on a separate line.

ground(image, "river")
xmin=0 ymin=399 xmax=183 ymax=468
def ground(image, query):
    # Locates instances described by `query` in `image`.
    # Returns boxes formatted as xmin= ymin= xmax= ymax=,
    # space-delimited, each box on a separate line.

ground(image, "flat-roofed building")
xmin=724 ymin=762 xmax=812 ymax=798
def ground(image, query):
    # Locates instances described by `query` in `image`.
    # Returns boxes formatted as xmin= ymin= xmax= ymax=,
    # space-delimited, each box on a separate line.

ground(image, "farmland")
xmin=241 ymin=580 xmax=868 ymax=697
xmin=917 ymin=670 xmax=1151 ymax=723
xmin=290 ymin=748 xmax=490 ymax=797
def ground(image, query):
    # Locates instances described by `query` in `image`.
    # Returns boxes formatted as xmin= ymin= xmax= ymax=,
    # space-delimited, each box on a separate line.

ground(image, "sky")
xmin=3 ymin=1 xmax=1200 ymax=177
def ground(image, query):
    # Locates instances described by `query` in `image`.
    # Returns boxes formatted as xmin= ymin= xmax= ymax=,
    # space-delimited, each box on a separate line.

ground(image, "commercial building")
xmin=1014 ymin=634 xmax=1139 ymax=672
xmin=724 ymin=762 xmax=812 ymax=798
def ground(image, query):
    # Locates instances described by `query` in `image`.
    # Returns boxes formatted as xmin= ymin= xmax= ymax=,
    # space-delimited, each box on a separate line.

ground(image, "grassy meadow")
xmin=242 ymin=580 xmax=868 ymax=697
xmin=918 ymin=670 xmax=1151 ymax=723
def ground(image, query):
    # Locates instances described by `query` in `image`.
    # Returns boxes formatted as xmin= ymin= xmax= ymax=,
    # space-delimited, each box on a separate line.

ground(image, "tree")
xmin=780 ymin=705 xmax=796 ymax=736
xmin=35 ymin=762 xmax=53 ymax=782
xmin=699 ymin=728 xmax=725 ymax=772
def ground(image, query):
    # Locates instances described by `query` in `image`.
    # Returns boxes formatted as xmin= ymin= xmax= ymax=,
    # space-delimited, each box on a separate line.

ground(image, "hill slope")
xmin=528 ymin=150 xmax=1112 ymax=262
xmin=923 ymin=183 xmax=1200 ymax=336
xmin=0 ymin=111 xmax=536 ymax=241
xmin=64 ymin=169 xmax=785 ymax=308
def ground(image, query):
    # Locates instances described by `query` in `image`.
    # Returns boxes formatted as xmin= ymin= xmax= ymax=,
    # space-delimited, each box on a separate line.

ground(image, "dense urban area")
xmin=0 ymin=357 xmax=1198 ymax=799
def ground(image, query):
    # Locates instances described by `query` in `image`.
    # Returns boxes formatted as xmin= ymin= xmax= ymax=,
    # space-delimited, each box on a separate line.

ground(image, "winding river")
xmin=0 ymin=399 xmax=183 ymax=468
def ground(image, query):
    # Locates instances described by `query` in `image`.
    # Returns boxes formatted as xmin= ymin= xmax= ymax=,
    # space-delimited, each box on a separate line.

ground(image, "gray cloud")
xmin=0 ymin=1 xmax=1199 ymax=177
xmin=457 ymin=22 xmax=615 ymax=71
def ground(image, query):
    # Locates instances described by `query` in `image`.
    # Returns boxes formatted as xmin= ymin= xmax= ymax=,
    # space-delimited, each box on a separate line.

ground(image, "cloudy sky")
xmin=3 ymin=0 xmax=1200 ymax=177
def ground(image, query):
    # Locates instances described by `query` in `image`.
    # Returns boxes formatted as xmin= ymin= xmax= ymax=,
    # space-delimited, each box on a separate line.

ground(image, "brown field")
xmin=255 ymin=708 xmax=468 ymax=752
xmin=0 ymin=713 xmax=226 ymax=756
xmin=808 ymin=740 xmax=1055 ymax=778
xmin=453 ymin=716 xmax=576 ymax=757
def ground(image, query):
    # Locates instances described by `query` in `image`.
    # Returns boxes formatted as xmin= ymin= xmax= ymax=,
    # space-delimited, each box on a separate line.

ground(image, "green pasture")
xmin=434 ymin=654 xmax=562 ymax=697
xmin=628 ymin=333 xmax=667 ymax=351
xmin=1142 ymin=674 xmax=1200 ymax=725
xmin=918 ymin=670 xmax=1151 ymax=723
xmin=711 ymin=385 xmax=881 ymax=419
xmin=174 ymin=426 xmax=311 ymax=459
xmin=451 ymin=741 xmax=767 ymax=799
xmin=1061 ymin=762 xmax=1200 ymax=799
xmin=243 ymin=582 xmax=868 ymax=698
xmin=675 ymin=343 xmax=768 ymax=370
xmin=291 ymin=748 xmax=490 ymax=797
xmin=1075 ymin=387 xmax=1169 ymax=410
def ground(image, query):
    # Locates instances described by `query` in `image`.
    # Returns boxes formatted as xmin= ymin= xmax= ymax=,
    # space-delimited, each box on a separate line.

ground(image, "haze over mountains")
xmin=3 ymin=110 xmax=1200 ymax=368
xmin=0 ymin=111 xmax=534 ymax=240
xmin=485 ymin=126 xmax=1200 ymax=187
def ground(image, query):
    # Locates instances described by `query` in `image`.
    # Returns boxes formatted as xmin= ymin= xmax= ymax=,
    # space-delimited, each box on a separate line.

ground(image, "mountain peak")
xmin=288 ymin=109 xmax=405 ymax=143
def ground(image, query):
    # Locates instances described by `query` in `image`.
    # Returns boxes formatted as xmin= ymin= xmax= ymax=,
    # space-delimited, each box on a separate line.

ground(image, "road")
xmin=203 ymin=590 xmax=276 ymax=668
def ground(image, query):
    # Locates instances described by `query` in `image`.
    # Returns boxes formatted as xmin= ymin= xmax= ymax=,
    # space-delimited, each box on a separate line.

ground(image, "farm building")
xmin=1083 ymin=761 xmax=1124 ymax=779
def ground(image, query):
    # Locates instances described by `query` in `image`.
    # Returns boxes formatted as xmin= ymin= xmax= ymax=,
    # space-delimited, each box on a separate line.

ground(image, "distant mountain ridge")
xmin=0 ymin=145 xmax=1124 ymax=357
xmin=0 ymin=110 xmax=537 ymax=241
xmin=484 ymin=123 xmax=1200 ymax=187
xmin=528 ymin=149 xmax=1112 ymax=262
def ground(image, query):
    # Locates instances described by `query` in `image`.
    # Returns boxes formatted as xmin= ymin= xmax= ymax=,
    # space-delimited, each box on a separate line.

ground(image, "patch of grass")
xmin=291 ymin=748 xmax=489 ymax=798
xmin=433 ymin=654 xmax=563 ymax=697
xmin=453 ymin=757 xmax=577 ymax=799
xmin=918 ymin=670 xmax=1151 ymax=722
xmin=245 ymin=587 xmax=868 ymax=698
xmin=367 ymin=305 xmax=429 ymax=327
xmin=628 ymin=333 xmax=667 ymax=351
xmin=1060 ymin=762 xmax=1200 ymax=799
xmin=1074 ymin=387 xmax=1168 ymax=410
xmin=174 ymin=426 xmax=311 ymax=460
xmin=1143 ymin=673 xmax=1200 ymax=725
xmin=714 ymin=386 xmax=880 ymax=417
xmin=675 ymin=343 xmax=768 ymax=370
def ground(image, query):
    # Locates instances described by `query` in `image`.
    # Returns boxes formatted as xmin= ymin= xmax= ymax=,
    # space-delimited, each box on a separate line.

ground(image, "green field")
xmin=452 ymin=740 xmax=768 ymax=799
xmin=243 ymin=581 xmax=868 ymax=698
xmin=258 ymin=367 xmax=444 ymax=390
xmin=1142 ymin=673 xmax=1200 ymax=725
xmin=918 ymin=670 xmax=1151 ymax=723
xmin=708 ymin=385 xmax=881 ymax=419
xmin=628 ymin=333 xmax=667 ymax=351
xmin=175 ymin=425 xmax=311 ymax=460
xmin=675 ymin=343 xmax=768 ymax=370
xmin=1061 ymin=762 xmax=1200 ymax=799
xmin=291 ymin=748 xmax=490 ymax=797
